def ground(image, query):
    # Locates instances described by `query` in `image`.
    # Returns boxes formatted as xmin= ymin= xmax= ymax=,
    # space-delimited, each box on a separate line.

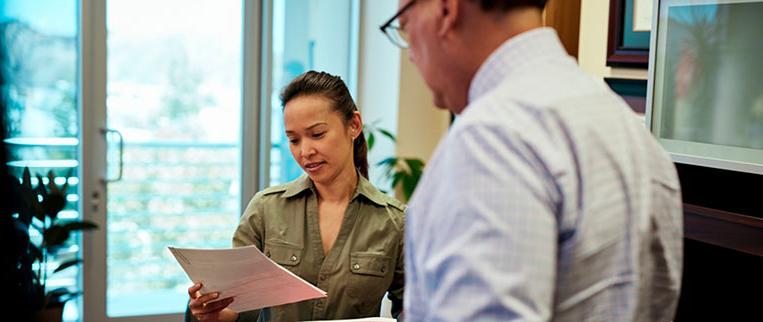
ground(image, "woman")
xmin=187 ymin=71 xmax=405 ymax=322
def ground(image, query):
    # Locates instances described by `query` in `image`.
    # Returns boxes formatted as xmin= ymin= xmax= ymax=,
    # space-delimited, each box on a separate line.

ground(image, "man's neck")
xmin=462 ymin=7 xmax=544 ymax=84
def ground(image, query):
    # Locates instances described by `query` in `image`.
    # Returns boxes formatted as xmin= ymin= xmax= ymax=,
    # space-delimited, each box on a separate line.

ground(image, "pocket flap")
xmin=264 ymin=241 xmax=302 ymax=266
xmin=350 ymin=252 xmax=391 ymax=277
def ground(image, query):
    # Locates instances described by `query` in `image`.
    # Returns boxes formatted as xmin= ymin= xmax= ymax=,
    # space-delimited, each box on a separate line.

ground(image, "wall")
xmin=395 ymin=53 xmax=451 ymax=162
xmin=357 ymin=0 xmax=402 ymax=188
xmin=578 ymin=0 xmax=647 ymax=79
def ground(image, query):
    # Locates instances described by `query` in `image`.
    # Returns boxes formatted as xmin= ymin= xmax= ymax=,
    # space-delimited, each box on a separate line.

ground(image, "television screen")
xmin=646 ymin=0 xmax=763 ymax=174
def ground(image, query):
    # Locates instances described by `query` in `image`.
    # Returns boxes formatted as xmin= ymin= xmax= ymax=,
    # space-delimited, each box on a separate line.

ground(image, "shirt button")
xmin=316 ymin=301 xmax=323 ymax=308
xmin=266 ymin=251 xmax=271 ymax=258
xmin=352 ymin=263 xmax=360 ymax=270
xmin=290 ymin=255 xmax=298 ymax=262
xmin=381 ymin=266 xmax=386 ymax=273
xmin=319 ymin=275 xmax=326 ymax=281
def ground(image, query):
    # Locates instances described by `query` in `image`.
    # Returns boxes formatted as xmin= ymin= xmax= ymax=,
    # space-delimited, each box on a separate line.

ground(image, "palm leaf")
xmin=53 ymin=259 xmax=82 ymax=274
xmin=368 ymin=132 xmax=375 ymax=151
xmin=61 ymin=221 xmax=98 ymax=231
xmin=377 ymin=128 xmax=396 ymax=142
xmin=43 ymin=225 xmax=70 ymax=249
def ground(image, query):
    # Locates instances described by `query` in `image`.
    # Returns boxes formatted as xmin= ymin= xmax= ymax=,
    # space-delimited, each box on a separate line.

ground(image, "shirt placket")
xmin=309 ymin=196 xmax=361 ymax=319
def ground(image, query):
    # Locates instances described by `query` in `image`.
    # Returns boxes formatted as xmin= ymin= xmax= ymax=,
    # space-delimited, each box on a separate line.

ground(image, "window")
xmin=1 ymin=1 xmax=81 ymax=321
xmin=264 ymin=0 xmax=358 ymax=186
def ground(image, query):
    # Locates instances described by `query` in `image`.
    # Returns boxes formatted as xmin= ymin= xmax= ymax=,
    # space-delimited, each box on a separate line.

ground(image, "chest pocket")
xmin=347 ymin=252 xmax=392 ymax=301
xmin=264 ymin=240 xmax=303 ymax=274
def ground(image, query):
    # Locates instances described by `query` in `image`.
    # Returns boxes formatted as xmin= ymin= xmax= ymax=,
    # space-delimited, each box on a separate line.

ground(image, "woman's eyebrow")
xmin=285 ymin=122 xmax=329 ymax=135
xmin=305 ymin=122 xmax=329 ymax=130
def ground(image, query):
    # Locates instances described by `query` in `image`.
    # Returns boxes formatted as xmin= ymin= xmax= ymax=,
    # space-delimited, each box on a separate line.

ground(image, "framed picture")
xmin=607 ymin=0 xmax=651 ymax=68
xmin=604 ymin=77 xmax=647 ymax=114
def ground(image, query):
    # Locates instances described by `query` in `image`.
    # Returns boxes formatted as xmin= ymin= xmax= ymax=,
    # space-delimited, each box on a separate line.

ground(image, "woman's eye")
xmin=312 ymin=132 xmax=325 ymax=138
xmin=289 ymin=138 xmax=299 ymax=144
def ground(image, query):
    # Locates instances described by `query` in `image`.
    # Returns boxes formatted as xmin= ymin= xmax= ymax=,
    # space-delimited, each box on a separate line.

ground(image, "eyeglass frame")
xmin=379 ymin=0 xmax=417 ymax=48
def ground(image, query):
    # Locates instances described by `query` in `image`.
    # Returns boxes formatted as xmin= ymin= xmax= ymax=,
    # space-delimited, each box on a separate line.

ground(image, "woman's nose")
xmin=300 ymin=142 xmax=316 ymax=157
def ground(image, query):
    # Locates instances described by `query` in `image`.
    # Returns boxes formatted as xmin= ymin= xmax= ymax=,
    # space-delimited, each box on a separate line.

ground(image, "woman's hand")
xmin=188 ymin=283 xmax=238 ymax=322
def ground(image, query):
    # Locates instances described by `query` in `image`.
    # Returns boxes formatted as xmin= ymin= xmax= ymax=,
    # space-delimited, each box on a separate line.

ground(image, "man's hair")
xmin=471 ymin=0 xmax=548 ymax=12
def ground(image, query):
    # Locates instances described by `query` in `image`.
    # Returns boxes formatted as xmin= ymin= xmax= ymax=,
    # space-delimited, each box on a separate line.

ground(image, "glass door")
xmin=102 ymin=0 xmax=244 ymax=318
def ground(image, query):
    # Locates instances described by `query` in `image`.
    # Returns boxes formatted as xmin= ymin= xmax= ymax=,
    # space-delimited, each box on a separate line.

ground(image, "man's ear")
xmin=438 ymin=0 xmax=461 ymax=37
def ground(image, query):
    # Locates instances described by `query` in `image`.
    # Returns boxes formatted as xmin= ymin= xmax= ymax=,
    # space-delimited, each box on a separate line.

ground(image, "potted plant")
xmin=364 ymin=123 xmax=425 ymax=202
xmin=9 ymin=167 xmax=97 ymax=322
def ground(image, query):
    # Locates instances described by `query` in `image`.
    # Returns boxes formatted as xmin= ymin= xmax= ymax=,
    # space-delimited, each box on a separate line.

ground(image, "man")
xmin=380 ymin=0 xmax=683 ymax=320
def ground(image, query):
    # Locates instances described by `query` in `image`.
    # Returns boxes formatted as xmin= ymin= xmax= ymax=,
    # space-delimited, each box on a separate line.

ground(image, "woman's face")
xmin=284 ymin=95 xmax=361 ymax=185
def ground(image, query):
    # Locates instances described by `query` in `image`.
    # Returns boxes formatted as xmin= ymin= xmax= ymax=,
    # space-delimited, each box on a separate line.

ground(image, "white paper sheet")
xmin=168 ymin=245 xmax=327 ymax=312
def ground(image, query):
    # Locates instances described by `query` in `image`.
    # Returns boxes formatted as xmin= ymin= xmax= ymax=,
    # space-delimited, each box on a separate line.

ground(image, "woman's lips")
xmin=304 ymin=161 xmax=325 ymax=173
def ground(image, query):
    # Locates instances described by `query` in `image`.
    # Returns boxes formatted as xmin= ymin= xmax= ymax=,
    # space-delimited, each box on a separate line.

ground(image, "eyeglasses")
xmin=379 ymin=0 xmax=417 ymax=49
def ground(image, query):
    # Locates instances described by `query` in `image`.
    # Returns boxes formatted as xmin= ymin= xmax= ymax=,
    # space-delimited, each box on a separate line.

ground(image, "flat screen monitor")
xmin=646 ymin=0 xmax=763 ymax=174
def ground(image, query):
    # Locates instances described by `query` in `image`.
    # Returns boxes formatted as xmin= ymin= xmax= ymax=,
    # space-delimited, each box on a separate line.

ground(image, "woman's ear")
xmin=350 ymin=111 xmax=363 ymax=139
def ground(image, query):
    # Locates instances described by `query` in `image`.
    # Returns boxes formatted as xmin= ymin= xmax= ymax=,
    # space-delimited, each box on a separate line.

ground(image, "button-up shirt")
xmin=233 ymin=174 xmax=405 ymax=321
xmin=405 ymin=28 xmax=682 ymax=321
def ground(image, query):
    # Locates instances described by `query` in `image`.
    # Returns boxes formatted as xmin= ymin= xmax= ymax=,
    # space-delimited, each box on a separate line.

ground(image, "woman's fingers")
xmin=202 ymin=297 xmax=235 ymax=313
xmin=188 ymin=282 xmax=203 ymax=298
xmin=194 ymin=292 xmax=221 ymax=306
xmin=193 ymin=298 xmax=235 ymax=320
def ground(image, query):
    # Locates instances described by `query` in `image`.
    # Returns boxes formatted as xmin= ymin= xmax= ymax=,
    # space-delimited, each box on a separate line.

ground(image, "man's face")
xmin=398 ymin=0 xmax=452 ymax=110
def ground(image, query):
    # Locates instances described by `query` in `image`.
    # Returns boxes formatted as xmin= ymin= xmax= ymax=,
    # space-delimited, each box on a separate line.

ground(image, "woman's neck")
xmin=314 ymin=165 xmax=358 ymax=203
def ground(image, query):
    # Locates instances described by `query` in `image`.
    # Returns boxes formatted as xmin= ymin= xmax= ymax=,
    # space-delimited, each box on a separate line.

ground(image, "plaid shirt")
xmin=405 ymin=28 xmax=682 ymax=322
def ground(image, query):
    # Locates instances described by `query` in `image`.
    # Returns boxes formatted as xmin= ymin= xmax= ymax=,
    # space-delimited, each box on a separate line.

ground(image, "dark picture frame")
xmin=607 ymin=0 xmax=651 ymax=68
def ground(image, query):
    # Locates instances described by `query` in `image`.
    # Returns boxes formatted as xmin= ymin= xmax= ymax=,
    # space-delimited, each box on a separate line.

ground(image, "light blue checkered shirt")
xmin=404 ymin=28 xmax=683 ymax=322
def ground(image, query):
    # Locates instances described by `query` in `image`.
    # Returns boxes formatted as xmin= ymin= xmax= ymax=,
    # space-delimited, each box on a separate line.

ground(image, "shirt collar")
xmin=468 ymin=27 xmax=567 ymax=104
xmin=281 ymin=171 xmax=388 ymax=207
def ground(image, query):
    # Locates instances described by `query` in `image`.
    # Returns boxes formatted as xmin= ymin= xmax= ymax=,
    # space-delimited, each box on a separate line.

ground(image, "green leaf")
xmin=42 ymin=193 xmax=67 ymax=220
xmin=404 ymin=158 xmax=425 ymax=173
xmin=377 ymin=128 xmax=397 ymax=142
xmin=377 ymin=157 xmax=398 ymax=179
xmin=44 ymin=221 xmax=97 ymax=251
xmin=35 ymin=174 xmax=47 ymax=199
xmin=8 ymin=176 xmax=32 ymax=225
xmin=62 ymin=220 xmax=98 ymax=231
xmin=368 ymin=132 xmax=375 ymax=151
xmin=49 ymin=291 xmax=81 ymax=306
xmin=46 ymin=287 xmax=77 ymax=306
xmin=43 ymin=225 xmax=70 ymax=249
xmin=400 ymin=158 xmax=425 ymax=202
xmin=53 ymin=259 xmax=82 ymax=274
xmin=22 ymin=167 xmax=32 ymax=191
xmin=46 ymin=171 xmax=59 ymax=195
xmin=391 ymin=172 xmax=404 ymax=191
xmin=29 ymin=244 xmax=43 ymax=261
xmin=376 ymin=157 xmax=398 ymax=167
xmin=402 ymin=174 xmax=417 ymax=202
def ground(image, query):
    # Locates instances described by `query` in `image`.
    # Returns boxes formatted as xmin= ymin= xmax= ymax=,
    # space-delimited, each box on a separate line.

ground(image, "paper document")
xmin=168 ymin=245 xmax=327 ymax=312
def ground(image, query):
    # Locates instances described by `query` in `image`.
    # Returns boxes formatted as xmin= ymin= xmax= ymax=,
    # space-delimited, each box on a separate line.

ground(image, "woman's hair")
xmin=280 ymin=71 xmax=369 ymax=179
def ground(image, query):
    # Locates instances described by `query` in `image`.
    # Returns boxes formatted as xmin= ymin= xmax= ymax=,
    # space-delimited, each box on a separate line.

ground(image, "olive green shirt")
xmin=233 ymin=174 xmax=405 ymax=322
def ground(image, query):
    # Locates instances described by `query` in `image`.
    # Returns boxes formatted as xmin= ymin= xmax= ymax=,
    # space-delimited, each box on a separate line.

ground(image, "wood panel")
xmin=544 ymin=0 xmax=581 ymax=58
xmin=684 ymin=204 xmax=763 ymax=257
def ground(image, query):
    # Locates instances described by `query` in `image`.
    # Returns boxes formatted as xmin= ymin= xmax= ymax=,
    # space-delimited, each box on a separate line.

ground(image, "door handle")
xmin=101 ymin=128 xmax=124 ymax=182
